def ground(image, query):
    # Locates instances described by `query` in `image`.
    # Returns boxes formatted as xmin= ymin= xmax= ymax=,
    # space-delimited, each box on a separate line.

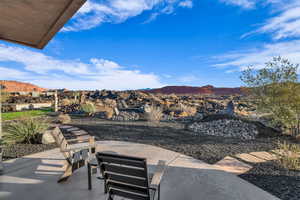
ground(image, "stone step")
xmin=214 ymin=156 xmax=252 ymax=175
xmin=66 ymin=127 xmax=80 ymax=132
xmin=235 ymin=153 xmax=266 ymax=163
xmin=71 ymin=130 xmax=89 ymax=136
xmin=59 ymin=125 xmax=73 ymax=129
xmin=249 ymin=152 xmax=277 ymax=161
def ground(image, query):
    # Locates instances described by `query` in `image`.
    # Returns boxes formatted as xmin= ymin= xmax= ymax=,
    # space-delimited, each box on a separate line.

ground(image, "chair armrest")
xmin=150 ymin=160 xmax=167 ymax=189
xmin=67 ymin=138 xmax=90 ymax=143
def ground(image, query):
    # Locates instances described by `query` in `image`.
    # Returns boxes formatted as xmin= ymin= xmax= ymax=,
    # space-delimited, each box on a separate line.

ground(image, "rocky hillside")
xmin=143 ymin=85 xmax=244 ymax=95
xmin=0 ymin=80 xmax=46 ymax=92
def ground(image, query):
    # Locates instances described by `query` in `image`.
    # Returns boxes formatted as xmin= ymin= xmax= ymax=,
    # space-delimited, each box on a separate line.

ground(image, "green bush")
xmin=276 ymin=141 xmax=300 ymax=170
xmin=3 ymin=118 xmax=48 ymax=144
xmin=81 ymin=102 xmax=96 ymax=116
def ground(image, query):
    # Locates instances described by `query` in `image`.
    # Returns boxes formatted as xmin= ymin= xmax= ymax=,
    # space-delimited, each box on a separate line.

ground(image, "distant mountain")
xmin=0 ymin=80 xmax=46 ymax=92
xmin=142 ymin=85 xmax=244 ymax=95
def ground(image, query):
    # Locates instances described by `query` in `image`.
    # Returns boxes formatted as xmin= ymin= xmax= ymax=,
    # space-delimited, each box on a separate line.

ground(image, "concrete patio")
xmin=0 ymin=141 xmax=279 ymax=200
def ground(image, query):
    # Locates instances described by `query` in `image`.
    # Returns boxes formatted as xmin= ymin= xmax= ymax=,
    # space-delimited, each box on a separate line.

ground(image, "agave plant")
xmin=3 ymin=118 xmax=48 ymax=144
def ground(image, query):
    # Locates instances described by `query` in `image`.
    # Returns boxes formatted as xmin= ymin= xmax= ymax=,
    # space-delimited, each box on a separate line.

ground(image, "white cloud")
xmin=0 ymin=44 xmax=91 ymax=75
xmin=0 ymin=44 xmax=164 ymax=90
xmin=179 ymin=0 xmax=193 ymax=8
xmin=0 ymin=67 xmax=30 ymax=79
xmin=257 ymin=5 xmax=300 ymax=39
xmin=219 ymin=0 xmax=256 ymax=9
xmin=240 ymin=0 xmax=300 ymax=40
xmin=214 ymin=40 xmax=300 ymax=71
xmin=62 ymin=0 xmax=193 ymax=32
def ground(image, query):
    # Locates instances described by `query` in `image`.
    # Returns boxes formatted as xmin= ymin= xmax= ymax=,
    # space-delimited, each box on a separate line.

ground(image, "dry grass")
xmin=145 ymin=105 xmax=163 ymax=123
xmin=169 ymin=103 xmax=197 ymax=116
xmin=276 ymin=141 xmax=300 ymax=170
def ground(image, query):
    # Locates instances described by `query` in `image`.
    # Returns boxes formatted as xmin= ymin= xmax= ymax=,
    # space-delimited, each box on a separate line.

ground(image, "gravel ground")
xmin=240 ymin=161 xmax=300 ymax=200
xmin=71 ymin=118 xmax=278 ymax=164
xmin=2 ymin=144 xmax=56 ymax=160
xmin=71 ymin=118 xmax=298 ymax=200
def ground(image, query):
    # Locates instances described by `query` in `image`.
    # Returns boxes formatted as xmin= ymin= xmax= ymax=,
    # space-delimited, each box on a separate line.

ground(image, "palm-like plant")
xmin=3 ymin=118 xmax=48 ymax=144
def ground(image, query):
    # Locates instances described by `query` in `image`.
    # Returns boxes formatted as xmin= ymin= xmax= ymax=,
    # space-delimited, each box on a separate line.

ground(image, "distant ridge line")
xmin=141 ymin=85 xmax=244 ymax=95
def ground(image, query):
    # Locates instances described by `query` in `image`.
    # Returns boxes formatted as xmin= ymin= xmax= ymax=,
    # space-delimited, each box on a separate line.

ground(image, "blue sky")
xmin=1 ymin=0 xmax=300 ymax=90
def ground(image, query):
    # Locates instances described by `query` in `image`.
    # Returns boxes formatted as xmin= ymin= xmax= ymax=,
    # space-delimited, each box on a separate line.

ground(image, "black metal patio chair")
xmin=96 ymin=152 xmax=167 ymax=200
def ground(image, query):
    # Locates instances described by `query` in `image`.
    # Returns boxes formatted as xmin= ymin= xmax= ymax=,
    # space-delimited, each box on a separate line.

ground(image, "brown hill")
xmin=0 ymin=80 xmax=46 ymax=92
xmin=143 ymin=85 xmax=243 ymax=95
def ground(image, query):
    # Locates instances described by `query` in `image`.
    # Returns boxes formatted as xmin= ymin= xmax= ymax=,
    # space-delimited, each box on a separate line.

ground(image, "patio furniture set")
xmin=51 ymin=126 xmax=167 ymax=200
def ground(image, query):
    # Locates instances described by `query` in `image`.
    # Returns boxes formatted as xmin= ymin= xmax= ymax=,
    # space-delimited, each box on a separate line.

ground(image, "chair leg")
xmin=107 ymin=193 xmax=113 ymax=200
xmin=87 ymin=163 xmax=92 ymax=190
xmin=58 ymin=162 xmax=72 ymax=183
xmin=157 ymin=184 xmax=161 ymax=200
xmin=104 ymin=181 xmax=108 ymax=194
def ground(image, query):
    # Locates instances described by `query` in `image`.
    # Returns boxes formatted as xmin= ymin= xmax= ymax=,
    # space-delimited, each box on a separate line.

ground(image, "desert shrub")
xmin=276 ymin=141 xmax=300 ymax=170
xmin=81 ymin=102 xmax=96 ymax=116
xmin=241 ymin=57 xmax=300 ymax=137
xmin=61 ymin=98 xmax=75 ymax=106
xmin=145 ymin=106 xmax=163 ymax=123
xmin=3 ymin=118 xmax=48 ymax=144
xmin=57 ymin=113 xmax=71 ymax=124
xmin=180 ymin=104 xmax=197 ymax=116
xmin=169 ymin=103 xmax=197 ymax=116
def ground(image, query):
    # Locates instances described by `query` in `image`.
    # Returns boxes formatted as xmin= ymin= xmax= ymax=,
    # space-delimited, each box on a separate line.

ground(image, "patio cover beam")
xmin=0 ymin=0 xmax=86 ymax=49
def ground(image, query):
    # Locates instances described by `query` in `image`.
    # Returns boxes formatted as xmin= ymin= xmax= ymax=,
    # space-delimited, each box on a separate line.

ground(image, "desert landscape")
xmin=1 ymin=79 xmax=299 ymax=200
xmin=1 ymin=1 xmax=300 ymax=199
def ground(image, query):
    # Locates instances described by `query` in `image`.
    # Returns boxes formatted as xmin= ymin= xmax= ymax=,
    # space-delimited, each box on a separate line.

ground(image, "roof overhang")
xmin=0 ymin=0 xmax=86 ymax=49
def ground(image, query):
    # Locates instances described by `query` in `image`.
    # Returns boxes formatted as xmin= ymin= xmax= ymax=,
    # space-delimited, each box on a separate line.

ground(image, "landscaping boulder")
xmin=42 ymin=130 xmax=55 ymax=144
xmin=57 ymin=113 xmax=71 ymax=124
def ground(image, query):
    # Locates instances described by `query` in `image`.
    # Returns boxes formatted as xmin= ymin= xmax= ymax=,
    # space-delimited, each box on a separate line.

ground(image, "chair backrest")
xmin=52 ymin=127 xmax=71 ymax=159
xmin=96 ymin=152 xmax=151 ymax=200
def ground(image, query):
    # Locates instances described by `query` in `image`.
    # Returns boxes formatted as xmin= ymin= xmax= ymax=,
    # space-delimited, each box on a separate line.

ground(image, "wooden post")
xmin=54 ymin=90 xmax=58 ymax=112
xmin=80 ymin=91 xmax=85 ymax=104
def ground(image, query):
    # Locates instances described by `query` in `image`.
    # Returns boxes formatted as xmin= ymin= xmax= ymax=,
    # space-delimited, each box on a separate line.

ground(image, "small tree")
xmin=240 ymin=56 xmax=300 ymax=136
